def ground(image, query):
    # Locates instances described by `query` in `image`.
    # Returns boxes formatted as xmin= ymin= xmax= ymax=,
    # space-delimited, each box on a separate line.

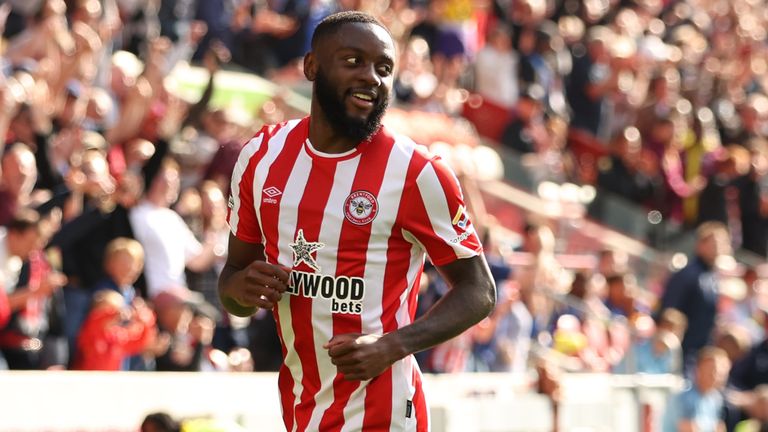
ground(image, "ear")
xmin=303 ymin=52 xmax=317 ymax=81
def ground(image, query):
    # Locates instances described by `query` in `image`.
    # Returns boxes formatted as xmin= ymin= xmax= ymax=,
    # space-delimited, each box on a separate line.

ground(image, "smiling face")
xmin=306 ymin=21 xmax=396 ymax=144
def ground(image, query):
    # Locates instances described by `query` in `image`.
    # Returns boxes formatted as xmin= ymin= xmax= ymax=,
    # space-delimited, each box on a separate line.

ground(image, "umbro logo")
xmin=263 ymin=186 xmax=282 ymax=204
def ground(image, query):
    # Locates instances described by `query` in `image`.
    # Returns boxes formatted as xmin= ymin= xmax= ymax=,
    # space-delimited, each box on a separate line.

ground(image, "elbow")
xmin=483 ymin=279 xmax=497 ymax=317
xmin=472 ymin=279 xmax=496 ymax=322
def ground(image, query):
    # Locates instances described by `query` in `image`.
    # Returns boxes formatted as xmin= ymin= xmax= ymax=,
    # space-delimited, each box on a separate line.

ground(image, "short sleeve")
xmin=401 ymin=155 xmax=482 ymax=266
xmin=227 ymin=135 xmax=264 ymax=244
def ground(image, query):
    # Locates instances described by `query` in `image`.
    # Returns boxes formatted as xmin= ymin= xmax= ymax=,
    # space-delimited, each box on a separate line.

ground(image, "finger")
xmin=250 ymin=261 xmax=291 ymax=283
xmin=240 ymin=283 xmax=283 ymax=304
xmin=245 ymin=270 xmax=289 ymax=294
xmin=240 ymin=292 xmax=276 ymax=309
xmin=328 ymin=342 xmax=356 ymax=358
xmin=329 ymin=355 xmax=358 ymax=367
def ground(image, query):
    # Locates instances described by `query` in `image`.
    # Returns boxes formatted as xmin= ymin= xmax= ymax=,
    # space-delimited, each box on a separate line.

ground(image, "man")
xmin=0 ymin=209 xmax=66 ymax=369
xmin=663 ymin=347 xmax=731 ymax=432
xmin=658 ymin=222 xmax=731 ymax=375
xmin=0 ymin=143 xmax=37 ymax=226
xmin=218 ymin=12 xmax=496 ymax=431
xmin=129 ymin=157 xmax=219 ymax=298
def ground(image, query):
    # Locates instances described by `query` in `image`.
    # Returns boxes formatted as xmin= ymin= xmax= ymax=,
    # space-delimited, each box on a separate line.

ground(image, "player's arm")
xmin=389 ymin=253 xmax=496 ymax=356
xmin=218 ymin=234 xmax=289 ymax=317
xmin=326 ymin=255 xmax=495 ymax=380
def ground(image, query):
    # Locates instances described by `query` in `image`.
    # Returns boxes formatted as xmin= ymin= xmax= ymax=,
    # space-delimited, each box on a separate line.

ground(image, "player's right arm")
xmin=218 ymin=234 xmax=290 ymax=317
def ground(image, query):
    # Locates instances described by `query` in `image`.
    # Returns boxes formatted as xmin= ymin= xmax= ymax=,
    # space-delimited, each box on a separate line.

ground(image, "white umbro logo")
xmin=263 ymin=187 xmax=282 ymax=197
xmin=263 ymin=186 xmax=282 ymax=204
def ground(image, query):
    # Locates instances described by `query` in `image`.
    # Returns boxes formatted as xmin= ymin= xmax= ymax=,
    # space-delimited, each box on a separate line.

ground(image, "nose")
xmin=359 ymin=63 xmax=381 ymax=87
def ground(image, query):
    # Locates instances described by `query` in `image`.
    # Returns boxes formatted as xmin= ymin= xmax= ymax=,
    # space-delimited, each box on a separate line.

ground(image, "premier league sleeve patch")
xmin=344 ymin=190 xmax=379 ymax=225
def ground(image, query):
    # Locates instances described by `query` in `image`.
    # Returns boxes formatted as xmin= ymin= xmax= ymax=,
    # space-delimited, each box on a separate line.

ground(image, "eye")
xmin=377 ymin=64 xmax=393 ymax=76
xmin=345 ymin=57 xmax=361 ymax=65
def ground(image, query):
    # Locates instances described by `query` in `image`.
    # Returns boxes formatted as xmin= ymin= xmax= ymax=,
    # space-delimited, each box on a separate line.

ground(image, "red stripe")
xmin=320 ymin=131 xmax=396 ymax=431
xmin=412 ymin=367 xmax=429 ymax=432
xmin=360 ymin=143 xmax=424 ymax=431
xmin=259 ymin=119 xmax=308 ymax=430
xmin=291 ymin=136 xmax=339 ymax=432
xmin=381 ymin=146 xmax=431 ymax=331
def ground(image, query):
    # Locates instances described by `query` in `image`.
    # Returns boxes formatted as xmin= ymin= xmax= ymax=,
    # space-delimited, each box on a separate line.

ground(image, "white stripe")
xmin=251 ymin=120 xmax=301 ymax=432
xmin=228 ymin=135 xmax=264 ymax=237
xmin=253 ymin=120 xmax=303 ymax=247
xmin=415 ymin=163 xmax=477 ymax=259
xmin=273 ymin=137 xmax=312 ymax=432
xmin=305 ymin=152 xmax=361 ymax=432
xmin=389 ymin=245 xmax=425 ymax=431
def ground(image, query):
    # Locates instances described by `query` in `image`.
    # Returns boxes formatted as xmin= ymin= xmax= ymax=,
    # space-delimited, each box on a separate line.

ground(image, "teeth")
xmin=353 ymin=93 xmax=373 ymax=101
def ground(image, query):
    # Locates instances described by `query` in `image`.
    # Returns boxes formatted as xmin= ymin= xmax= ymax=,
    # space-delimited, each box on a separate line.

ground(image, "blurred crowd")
xmin=2 ymin=0 xmax=768 ymax=431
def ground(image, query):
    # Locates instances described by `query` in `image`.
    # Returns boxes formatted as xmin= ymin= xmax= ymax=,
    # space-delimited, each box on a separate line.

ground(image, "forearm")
xmin=386 ymin=277 xmax=495 ymax=360
xmin=7 ymin=288 xmax=40 ymax=311
xmin=218 ymin=264 xmax=258 ymax=317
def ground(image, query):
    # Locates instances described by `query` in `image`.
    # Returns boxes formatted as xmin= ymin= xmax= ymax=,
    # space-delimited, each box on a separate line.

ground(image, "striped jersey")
xmin=228 ymin=117 xmax=482 ymax=432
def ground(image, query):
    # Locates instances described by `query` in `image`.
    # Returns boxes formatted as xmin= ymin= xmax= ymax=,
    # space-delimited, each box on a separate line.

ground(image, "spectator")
xmin=93 ymin=237 xmax=144 ymax=305
xmin=696 ymin=146 xmax=748 ymax=227
xmin=474 ymin=22 xmax=518 ymax=109
xmin=662 ymin=346 xmax=731 ymax=432
xmin=566 ymin=26 xmax=615 ymax=140
xmin=732 ymin=385 xmax=768 ymax=432
xmin=0 ymin=209 xmax=66 ymax=369
xmin=73 ymin=289 xmax=156 ymax=370
xmin=0 ymin=143 xmax=38 ymax=226
xmin=736 ymin=141 xmax=768 ymax=257
xmin=658 ymin=222 xmax=731 ymax=375
xmin=152 ymin=287 xmax=216 ymax=372
xmin=603 ymin=272 xmax=646 ymax=319
xmin=728 ymin=308 xmax=768 ymax=410
xmin=471 ymin=280 xmax=532 ymax=373
xmin=500 ymin=84 xmax=549 ymax=155
xmin=615 ymin=314 xmax=681 ymax=375
xmin=597 ymin=127 xmax=658 ymax=204
xmin=129 ymin=157 xmax=218 ymax=298
xmin=140 ymin=412 xmax=181 ymax=432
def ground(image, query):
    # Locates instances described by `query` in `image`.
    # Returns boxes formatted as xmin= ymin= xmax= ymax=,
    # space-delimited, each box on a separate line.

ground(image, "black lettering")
xmin=287 ymin=272 xmax=302 ymax=295
xmin=320 ymin=276 xmax=335 ymax=298
xmin=301 ymin=273 xmax=321 ymax=298
xmin=335 ymin=277 xmax=350 ymax=300
xmin=350 ymin=278 xmax=364 ymax=301
xmin=340 ymin=302 xmax=349 ymax=313
xmin=353 ymin=302 xmax=362 ymax=314
xmin=331 ymin=298 xmax=340 ymax=313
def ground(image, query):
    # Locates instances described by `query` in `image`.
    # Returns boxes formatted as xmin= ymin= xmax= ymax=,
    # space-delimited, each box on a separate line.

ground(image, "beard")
xmin=314 ymin=68 xmax=389 ymax=144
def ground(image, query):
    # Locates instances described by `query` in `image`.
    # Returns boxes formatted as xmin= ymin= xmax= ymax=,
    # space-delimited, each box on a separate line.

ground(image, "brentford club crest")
xmin=344 ymin=190 xmax=378 ymax=225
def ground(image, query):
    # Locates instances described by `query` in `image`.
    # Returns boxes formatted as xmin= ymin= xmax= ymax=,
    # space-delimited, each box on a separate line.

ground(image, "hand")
xmin=189 ymin=315 xmax=215 ymax=345
xmin=324 ymin=333 xmax=401 ymax=381
xmin=187 ymin=20 xmax=208 ymax=45
xmin=39 ymin=271 xmax=67 ymax=297
xmin=224 ymin=261 xmax=290 ymax=309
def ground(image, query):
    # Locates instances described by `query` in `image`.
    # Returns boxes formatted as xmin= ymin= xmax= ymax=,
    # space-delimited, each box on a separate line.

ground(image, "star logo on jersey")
xmin=289 ymin=229 xmax=325 ymax=272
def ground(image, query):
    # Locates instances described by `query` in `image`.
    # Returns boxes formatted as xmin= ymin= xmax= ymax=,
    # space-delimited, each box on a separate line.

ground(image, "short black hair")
xmin=311 ymin=11 xmax=389 ymax=49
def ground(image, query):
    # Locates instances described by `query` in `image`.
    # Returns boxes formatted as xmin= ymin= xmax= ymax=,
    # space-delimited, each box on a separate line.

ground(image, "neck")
xmin=146 ymin=193 xmax=167 ymax=207
xmin=308 ymin=104 xmax=360 ymax=154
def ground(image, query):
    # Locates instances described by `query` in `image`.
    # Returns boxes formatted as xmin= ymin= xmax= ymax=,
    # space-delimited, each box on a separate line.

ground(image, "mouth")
xmin=348 ymin=89 xmax=377 ymax=111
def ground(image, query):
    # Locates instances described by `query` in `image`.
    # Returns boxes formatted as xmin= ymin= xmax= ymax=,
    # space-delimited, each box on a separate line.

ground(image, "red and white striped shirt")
xmin=228 ymin=117 xmax=482 ymax=432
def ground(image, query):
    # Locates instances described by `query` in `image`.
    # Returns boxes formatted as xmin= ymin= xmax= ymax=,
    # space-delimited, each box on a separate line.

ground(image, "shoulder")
xmin=246 ymin=118 xmax=306 ymax=148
